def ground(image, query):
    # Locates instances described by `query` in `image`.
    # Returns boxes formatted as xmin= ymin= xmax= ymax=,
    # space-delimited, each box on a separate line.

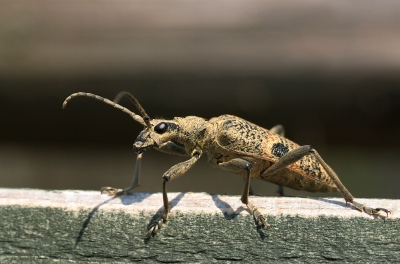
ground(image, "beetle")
xmin=63 ymin=91 xmax=391 ymax=238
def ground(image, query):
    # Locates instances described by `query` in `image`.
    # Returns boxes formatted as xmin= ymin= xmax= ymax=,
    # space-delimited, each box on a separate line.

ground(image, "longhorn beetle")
xmin=63 ymin=92 xmax=391 ymax=238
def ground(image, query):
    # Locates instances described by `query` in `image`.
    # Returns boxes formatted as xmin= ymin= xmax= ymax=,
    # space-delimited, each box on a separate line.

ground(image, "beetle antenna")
xmin=114 ymin=91 xmax=151 ymax=127
xmin=62 ymin=92 xmax=146 ymax=127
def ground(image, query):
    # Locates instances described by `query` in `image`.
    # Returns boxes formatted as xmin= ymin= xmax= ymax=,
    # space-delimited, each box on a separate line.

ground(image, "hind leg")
xmin=261 ymin=145 xmax=391 ymax=218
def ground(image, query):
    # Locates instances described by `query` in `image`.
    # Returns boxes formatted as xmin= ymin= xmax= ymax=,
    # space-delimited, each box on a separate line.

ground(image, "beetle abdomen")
xmin=212 ymin=115 xmax=338 ymax=192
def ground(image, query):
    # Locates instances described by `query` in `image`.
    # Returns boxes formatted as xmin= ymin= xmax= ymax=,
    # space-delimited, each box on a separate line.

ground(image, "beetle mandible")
xmin=63 ymin=91 xmax=391 ymax=238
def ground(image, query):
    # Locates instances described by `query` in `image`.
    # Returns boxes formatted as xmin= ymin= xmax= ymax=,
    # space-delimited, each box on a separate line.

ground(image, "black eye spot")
xmin=154 ymin=122 xmax=168 ymax=134
xmin=271 ymin=143 xmax=289 ymax=158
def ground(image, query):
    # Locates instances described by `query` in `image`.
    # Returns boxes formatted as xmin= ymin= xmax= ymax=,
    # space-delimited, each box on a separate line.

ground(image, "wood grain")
xmin=0 ymin=189 xmax=399 ymax=262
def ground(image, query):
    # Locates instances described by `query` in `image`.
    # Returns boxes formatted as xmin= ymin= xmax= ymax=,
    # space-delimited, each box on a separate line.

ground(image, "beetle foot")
xmin=352 ymin=201 xmax=391 ymax=217
xmin=101 ymin=187 xmax=122 ymax=196
xmin=100 ymin=187 xmax=129 ymax=196
xmin=146 ymin=212 xmax=169 ymax=239
xmin=247 ymin=203 xmax=271 ymax=228
xmin=255 ymin=214 xmax=271 ymax=228
xmin=363 ymin=207 xmax=391 ymax=217
xmin=101 ymin=184 xmax=140 ymax=196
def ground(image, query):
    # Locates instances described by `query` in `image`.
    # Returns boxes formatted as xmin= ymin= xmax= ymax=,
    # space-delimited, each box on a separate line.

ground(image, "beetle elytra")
xmin=63 ymin=91 xmax=391 ymax=238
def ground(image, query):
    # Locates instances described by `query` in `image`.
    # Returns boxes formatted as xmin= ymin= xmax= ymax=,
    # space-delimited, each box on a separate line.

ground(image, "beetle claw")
xmin=370 ymin=208 xmax=392 ymax=217
xmin=101 ymin=187 xmax=123 ymax=196
xmin=352 ymin=201 xmax=391 ymax=218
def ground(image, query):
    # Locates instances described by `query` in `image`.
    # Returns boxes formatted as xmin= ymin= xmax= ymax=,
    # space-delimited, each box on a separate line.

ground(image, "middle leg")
xmin=219 ymin=158 xmax=270 ymax=228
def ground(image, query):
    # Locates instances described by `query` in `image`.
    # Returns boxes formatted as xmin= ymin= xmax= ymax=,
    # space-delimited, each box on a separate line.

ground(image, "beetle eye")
xmin=154 ymin=122 xmax=168 ymax=134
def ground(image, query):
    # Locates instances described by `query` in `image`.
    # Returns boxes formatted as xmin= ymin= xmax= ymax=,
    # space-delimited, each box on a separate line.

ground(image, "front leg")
xmin=146 ymin=149 xmax=202 ymax=238
xmin=219 ymin=158 xmax=270 ymax=229
xmin=101 ymin=141 xmax=188 ymax=196
xmin=156 ymin=141 xmax=189 ymax=156
xmin=101 ymin=153 xmax=143 ymax=196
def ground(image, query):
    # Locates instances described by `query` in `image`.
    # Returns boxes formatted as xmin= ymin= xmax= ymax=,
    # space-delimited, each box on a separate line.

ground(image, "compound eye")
xmin=154 ymin=122 xmax=168 ymax=134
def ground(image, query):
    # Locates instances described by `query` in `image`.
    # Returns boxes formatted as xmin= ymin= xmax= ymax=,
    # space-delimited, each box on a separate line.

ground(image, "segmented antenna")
xmin=62 ymin=92 xmax=146 ymax=127
xmin=113 ymin=91 xmax=151 ymax=127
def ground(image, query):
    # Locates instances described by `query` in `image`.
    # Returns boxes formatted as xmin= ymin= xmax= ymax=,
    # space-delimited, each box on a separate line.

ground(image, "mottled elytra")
xmin=63 ymin=91 xmax=391 ymax=239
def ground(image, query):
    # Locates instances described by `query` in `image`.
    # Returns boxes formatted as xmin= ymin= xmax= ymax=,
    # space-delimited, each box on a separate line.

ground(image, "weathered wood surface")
xmin=0 ymin=189 xmax=399 ymax=263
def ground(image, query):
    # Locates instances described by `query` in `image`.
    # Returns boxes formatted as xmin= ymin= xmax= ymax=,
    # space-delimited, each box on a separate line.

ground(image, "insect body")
xmin=63 ymin=92 xmax=391 ymax=238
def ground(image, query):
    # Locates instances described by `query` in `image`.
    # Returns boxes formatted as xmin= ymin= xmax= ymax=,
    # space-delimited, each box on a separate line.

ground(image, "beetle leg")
xmin=146 ymin=150 xmax=202 ymax=238
xmin=311 ymin=150 xmax=391 ymax=217
xmin=269 ymin=124 xmax=285 ymax=136
xmin=156 ymin=141 xmax=189 ymax=156
xmin=101 ymin=153 xmax=143 ymax=196
xmin=219 ymin=158 xmax=271 ymax=228
xmin=262 ymin=145 xmax=391 ymax=218
xmin=243 ymin=166 xmax=271 ymax=228
xmin=261 ymin=145 xmax=313 ymax=177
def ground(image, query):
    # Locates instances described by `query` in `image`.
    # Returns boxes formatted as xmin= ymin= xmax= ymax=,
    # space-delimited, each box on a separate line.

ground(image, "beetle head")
xmin=133 ymin=119 xmax=180 ymax=154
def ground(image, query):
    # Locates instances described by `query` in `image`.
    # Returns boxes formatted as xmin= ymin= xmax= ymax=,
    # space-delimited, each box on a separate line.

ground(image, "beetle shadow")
xmin=282 ymin=196 xmax=356 ymax=213
xmin=312 ymin=197 xmax=347 ymax=207
xmin=144 ymin=192 xmax=186 ymax=242
xmin=211 ymin=194 xmax=245 ymax=220
xmin=211 ymin=195 xmax=268 ymax=239
xmin=74 ymin=191 xmax=153 ymax=249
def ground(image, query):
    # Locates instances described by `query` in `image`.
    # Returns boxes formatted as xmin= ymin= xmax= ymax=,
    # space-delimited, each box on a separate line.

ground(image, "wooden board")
xmin=0 ymin=189 xmax=399 ymax=262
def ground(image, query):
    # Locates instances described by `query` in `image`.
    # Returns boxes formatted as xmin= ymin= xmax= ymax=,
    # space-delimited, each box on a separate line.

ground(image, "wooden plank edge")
xmin=0 ymin=188 xmax=398 ymax=219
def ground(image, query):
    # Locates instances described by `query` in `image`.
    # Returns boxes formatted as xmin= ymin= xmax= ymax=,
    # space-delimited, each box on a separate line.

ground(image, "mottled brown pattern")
xmin=209 ymin=115 xmax=337 ymax=192
xmin=217 ymin=116 xmax=269 ymax=156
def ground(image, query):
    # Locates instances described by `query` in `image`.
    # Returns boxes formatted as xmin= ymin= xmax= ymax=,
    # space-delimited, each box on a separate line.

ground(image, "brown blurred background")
xmin=0 ymin=0 xmax=399 ymax=199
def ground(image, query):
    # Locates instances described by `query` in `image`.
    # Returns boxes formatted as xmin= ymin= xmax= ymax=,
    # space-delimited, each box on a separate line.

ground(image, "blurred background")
xmin=0 ymin=0 xmax=399 ymax=199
